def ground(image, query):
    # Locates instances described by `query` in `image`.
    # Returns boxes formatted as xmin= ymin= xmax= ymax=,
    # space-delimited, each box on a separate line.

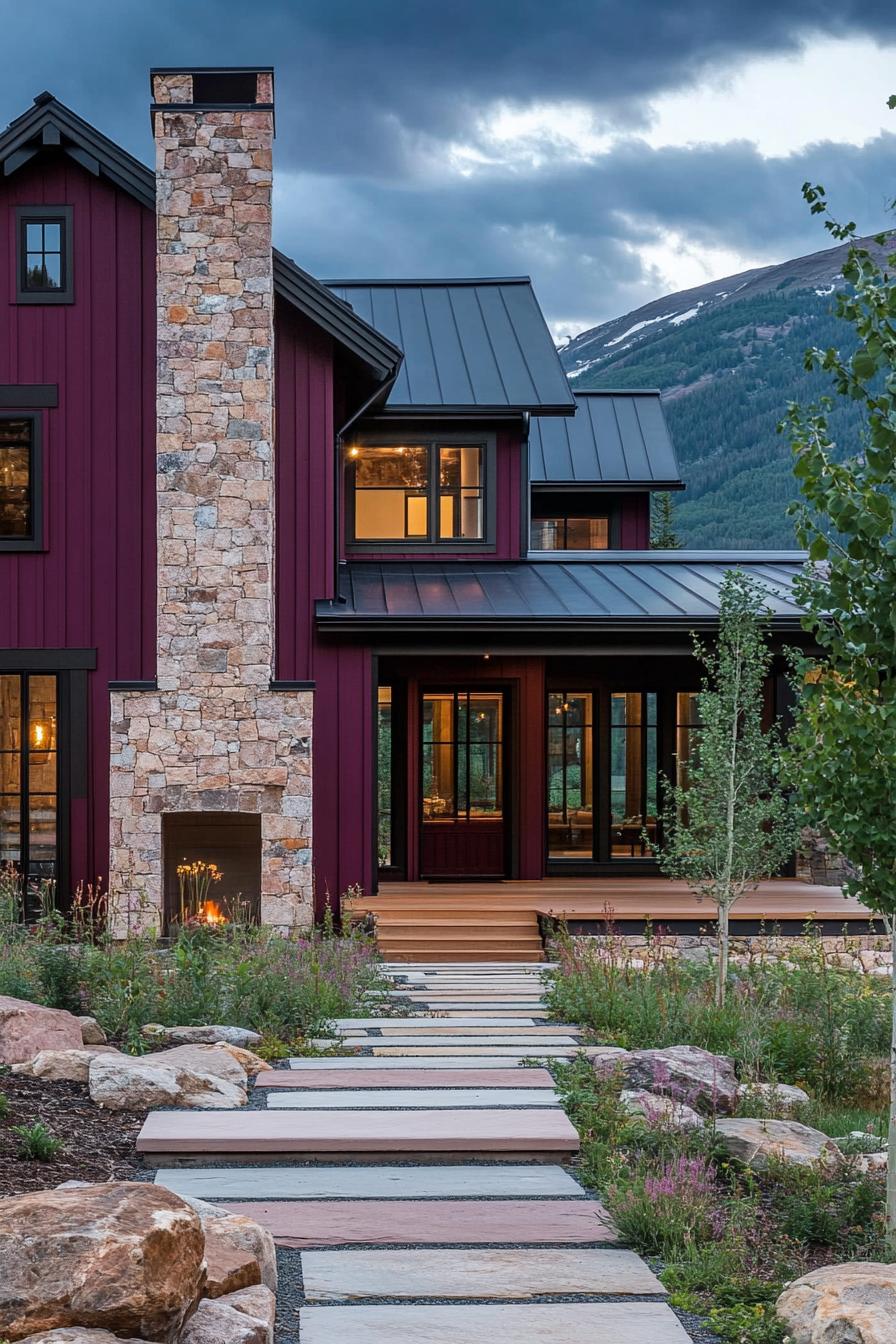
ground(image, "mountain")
xmin=559 ymin=235 xmax=892 ymax=548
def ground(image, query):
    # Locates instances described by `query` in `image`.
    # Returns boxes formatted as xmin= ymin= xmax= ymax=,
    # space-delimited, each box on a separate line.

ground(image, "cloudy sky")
xmin=2 ymin=1 xmax=895 ymax=336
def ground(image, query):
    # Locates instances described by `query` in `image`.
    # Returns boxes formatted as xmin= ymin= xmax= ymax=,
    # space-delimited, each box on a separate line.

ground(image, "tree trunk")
xmin=888 ymin=923 xmax=896 ymax=1250
xmin=716 ymin=903 xmax=729 ymax=1008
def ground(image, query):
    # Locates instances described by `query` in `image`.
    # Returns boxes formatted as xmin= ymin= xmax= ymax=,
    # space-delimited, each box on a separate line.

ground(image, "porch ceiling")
xmin=317 ymin=555 xmax=808 ymax=633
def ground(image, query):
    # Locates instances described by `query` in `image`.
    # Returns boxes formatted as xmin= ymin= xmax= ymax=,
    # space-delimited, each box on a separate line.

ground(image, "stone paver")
xmin=267 ymin=1087 xmax=560 ymax=1109
xmin=155 ymin=1163 xmax=586 ymax=1201
xmin=329 ymin=1016 xmax=545 ymax=1028
xmin=338 ymin=1023 xmax=568 ymax=1034
xmin=137 ymin=1107 xmax=580 ymax=1156
xmin=301 ymin=1246 xmax=665 ymax=1300
xmin=325 ymin=1034 xmax=581 ymax=1047
xmin=285 ymin=1056 xmax=550 ymax=1070
xmin=223 ymin=1197 xmax=617 ymax=1247
xmin=255 ymin=1067 xmax=557 ymax=1089
xmin=298 ymin=1302 xmax=692 ymax=1343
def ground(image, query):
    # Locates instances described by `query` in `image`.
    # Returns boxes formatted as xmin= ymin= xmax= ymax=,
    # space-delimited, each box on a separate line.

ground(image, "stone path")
xmin=148 ymin=961 xmax=693 ymax=1342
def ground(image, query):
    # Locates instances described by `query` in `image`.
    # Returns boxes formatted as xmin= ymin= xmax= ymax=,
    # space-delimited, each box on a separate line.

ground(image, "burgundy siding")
xmin=274 ymin=303 xmax=335 ymax=681
xmin=0 ymin=156 xmax=156 ymax=889
xmin=619 ymin=494 xmax=650 ymax=548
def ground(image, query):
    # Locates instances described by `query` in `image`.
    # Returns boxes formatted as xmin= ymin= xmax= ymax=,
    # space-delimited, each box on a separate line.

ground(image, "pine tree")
xmin=650 ymin=491 xmax=681 ymax=548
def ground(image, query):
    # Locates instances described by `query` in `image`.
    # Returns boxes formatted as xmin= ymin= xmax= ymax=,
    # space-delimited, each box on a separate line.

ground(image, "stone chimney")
xmin=108 ymin=68 xmax=312 ymax=933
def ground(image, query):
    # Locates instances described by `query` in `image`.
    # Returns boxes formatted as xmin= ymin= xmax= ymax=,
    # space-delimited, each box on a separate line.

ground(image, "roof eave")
xmin=530 ymin=479 xmax=686 ymax=491
xmin=315 ymin=609 xmax=808 ymax=634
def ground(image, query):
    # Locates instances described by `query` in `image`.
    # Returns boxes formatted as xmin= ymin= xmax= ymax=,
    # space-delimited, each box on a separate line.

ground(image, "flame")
xmin=197 ymin=900 xmax=227 ymax=926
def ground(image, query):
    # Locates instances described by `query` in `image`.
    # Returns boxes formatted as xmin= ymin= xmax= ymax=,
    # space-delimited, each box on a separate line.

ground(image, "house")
xmin=0 ymin=66 xmax=816 ymax=943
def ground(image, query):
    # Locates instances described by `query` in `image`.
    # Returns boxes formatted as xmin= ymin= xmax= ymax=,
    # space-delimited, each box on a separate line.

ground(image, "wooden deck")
xmin=346 ymin=878 xmax=875 ymax=962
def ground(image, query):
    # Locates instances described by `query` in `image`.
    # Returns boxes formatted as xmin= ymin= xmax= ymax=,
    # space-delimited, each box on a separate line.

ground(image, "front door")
xmin=420 ymin=689 xmax=506 ymax=878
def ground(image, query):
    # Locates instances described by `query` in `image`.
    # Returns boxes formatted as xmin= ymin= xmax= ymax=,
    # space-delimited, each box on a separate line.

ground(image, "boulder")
xmin=18 ymin=1331 xmax=145 ymax=1343
xmin=214 ymin=1042 xmax=273 ymax=1076
xmin=141 ymin=1024 xmax=262 ymax=1048
xmin=590 ymin=1046 xmax=632 ymax=1077
xmin=0 ymin=996 xmax=83 ymax=1066
xmin=777 ymin=1262 xmax=896 ymax=1343
xmin=203 ymin=1225 xmax=262 ymax=1298
xmin=716 ymin=1118 xmax=842 ymax=1171
xmin=0 ymin=1181 xmax=205 ymax=1342
xmin=620 ymin=1088 xmax=705 ymax=1130
xmin=179 ymin=1286 xmax=275 ymax=1344
xmin=18 ymin=1332 xmax=145 ymax=1343
xmin=620 ymin=1044 xmax=739 ymax=1113
xmin=835 ymin=1131 xmax=887 ymax=1154
xmin=13 ymin=1047 xmax=124 ymax=1084
xmin=88 ymin=1047 xmax=247 ymax=1111
xmin=77 ymin=1016 xmax=107 ymax=1045
xmin=856 ymin=1152 xmax=887 ymax=1174
xmin=180 ymin=1195 xmax=277 ymax=1292
xmin=737 ymin=1081 xmax=810 ymax=1114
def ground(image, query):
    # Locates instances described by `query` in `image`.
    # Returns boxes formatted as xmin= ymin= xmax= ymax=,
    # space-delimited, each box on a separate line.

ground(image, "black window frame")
xmin=15 ymin=206 xmax=74 ymax=305
xmin=530 ymin=487 xmax=621 ymax=551
xmin=346 ymin=433 xmax=497 ymax=553
xmin=0 ymin=411 xmax=43 ymax=552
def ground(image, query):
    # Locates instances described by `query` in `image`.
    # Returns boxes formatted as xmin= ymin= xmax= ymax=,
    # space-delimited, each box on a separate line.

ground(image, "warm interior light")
xmin=347 ymin=445 xmax=360 ymax=459
xmin=30 ymin=720 xmax=49 ymax=749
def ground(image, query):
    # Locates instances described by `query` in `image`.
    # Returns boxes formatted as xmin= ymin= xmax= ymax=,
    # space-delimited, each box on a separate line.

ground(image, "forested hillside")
xmin=559 ymin=237 xmax=888 ymax=547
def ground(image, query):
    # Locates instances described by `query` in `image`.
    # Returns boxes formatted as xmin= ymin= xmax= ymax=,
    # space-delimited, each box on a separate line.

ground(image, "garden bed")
xmin=0 ymin=1071 xmax=145 ymax=1196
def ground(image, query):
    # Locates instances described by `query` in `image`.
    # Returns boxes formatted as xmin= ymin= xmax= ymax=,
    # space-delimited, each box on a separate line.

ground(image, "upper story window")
xmin=0 ymin=414 xmax=42 ymax=551
xmin=531 ymin=515 xmax=609 ymax=550
xmin=348 ymin=440 xmax=487 ymax=546
xmin=16 ymin=207 xmax=73 ymax=304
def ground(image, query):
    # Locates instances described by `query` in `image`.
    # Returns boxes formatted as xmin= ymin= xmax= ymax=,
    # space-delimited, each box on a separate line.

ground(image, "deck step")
xmin=254 ymin=1067 xmax=557 ymax=1089
xmin=136 ymin=1107 xmax=580 ymax=1163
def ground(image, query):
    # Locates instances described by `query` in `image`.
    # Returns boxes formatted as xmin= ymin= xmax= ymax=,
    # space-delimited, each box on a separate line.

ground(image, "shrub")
xmin=12 ymin=1121 xmax=62 ymax=1161
xmin=610 ymin=1154 xmax=726 ymax=1258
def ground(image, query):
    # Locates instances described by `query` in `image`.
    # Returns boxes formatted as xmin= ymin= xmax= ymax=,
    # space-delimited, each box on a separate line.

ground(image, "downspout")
xmin=332 ymin=366 xmax=401 ymax=605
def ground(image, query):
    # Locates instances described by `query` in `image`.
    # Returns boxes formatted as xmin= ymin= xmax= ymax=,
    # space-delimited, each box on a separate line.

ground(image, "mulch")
xmin=0 ymin=1070 xmax=146 ymax=1196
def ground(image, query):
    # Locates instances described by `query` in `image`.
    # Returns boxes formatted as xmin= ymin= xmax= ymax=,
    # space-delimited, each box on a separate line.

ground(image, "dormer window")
xmin=347 ymin=438 xmax=490 ymax=547
xmin=16 ymin=207 xmax=73 ymax=304
xmin=530 ymin=489 xmax=615 ymax=550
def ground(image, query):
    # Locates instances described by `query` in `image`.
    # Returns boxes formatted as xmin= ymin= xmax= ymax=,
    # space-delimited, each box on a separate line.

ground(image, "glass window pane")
xmin=25 ymin=223 xmax=43 ymax=249
xmin=438 ymin=446 xmax=483 ymax=540
xmin=547 ymin=692 xmax=593 ymax=857
xmin=42 ymin=253 xmax=62 ymax=288
xmin=42 ymin=223 xmax=61 ymax=250
xmin=355 ymin=445 xmax=428 ymax=488
xmin=28 ymin=792 xmax=57 ymax=873
xmin=377 ymin=687 xmax=392 ymax=867
xmin=0 ymin=441 xmax=32 ymax=538
xmin=28 ymin=676 xmax=56 ymax=756
xmin=405 ymin=495 xmax=428 ymax=537
xmin=531 ymin=519 xmax=562 ymax=550
xmin=565 ymin=517 xmax=609 ymax=549
xmin=610 ymin=691 xmax=657 ymax=859
xmin=423 ymin=743 xmax=455 ymax=816
xmin=352 ymin=445 xmax=430 ymax=540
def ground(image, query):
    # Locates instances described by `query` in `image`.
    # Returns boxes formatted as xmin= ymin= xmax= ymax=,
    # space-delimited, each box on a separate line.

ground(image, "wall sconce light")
xmin=30 ymin=717 xmax=54 ymax=751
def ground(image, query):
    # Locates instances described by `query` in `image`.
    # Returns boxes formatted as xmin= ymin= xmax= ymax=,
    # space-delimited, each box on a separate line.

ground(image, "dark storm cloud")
xmin=1 ymin=0 xmax=894 ymax=326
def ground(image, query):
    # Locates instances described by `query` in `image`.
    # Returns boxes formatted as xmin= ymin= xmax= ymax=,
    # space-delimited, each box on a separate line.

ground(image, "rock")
xmin=13 ymin=1047 xmax=124 ymax=1084
xmin=203 ymin=1224 xmax=261 ymax=1298
xmin=716 ymin=1118 xmax=842 ymax=1170
xmin=835 ymin=1131 xmax=887 ymax=1154
xmin=214 ymin=1042 xmax=273 ymax=1076
xmin=0 ymin=1181 xmax=205 ymax=1341
xmin=737 ymin=1081 xmax=810 ymax=1114
xmin=856 ymin=1152 xmax=887 ymax=1174
xmin=0 ymin=996 xmax=83 ymax=1066
xmin=179 ymin=1286 xmax=275 ymax=1344
xmin=590 ymin=1046 xmax=632 ymax=1077
xmin=78 ymin=1016 xmax=107 ymax=1045
xmin=620 ymin=1088 xmax=705 ymax=1130
xmin=621 ymin=1045 xmax=740 ymax=1113
xmin=88 ymin=1047 xmax=247 ymax=1111
xmin=179 ymin=1195 xmax=277 ymax=1292
xmin=141 ymin=1024 xmax=262 ymax=1048
xmin=18 ymin=1331 xmax=146 ymax=1343
xmin=776 ymin=1262 xmax=896 ymax=1343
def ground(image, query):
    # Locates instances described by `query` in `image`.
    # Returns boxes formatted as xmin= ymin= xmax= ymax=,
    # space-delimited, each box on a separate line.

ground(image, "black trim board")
xmin=108 ymin=679 xmax=157 ymax=691
xmin=0 ymin=649 xmax=96 ymax=670
xmin=0 ymin=385 xmax=57 ymax=408
xmin=269 ymin=680 xmax=316 ymax=691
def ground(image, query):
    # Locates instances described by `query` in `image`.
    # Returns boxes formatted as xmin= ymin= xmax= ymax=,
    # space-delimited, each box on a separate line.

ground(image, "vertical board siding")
xmin=619 ymin=494 xmax=650 ymax=548
xmin=0 ymin=157 xmax=156 ymax=890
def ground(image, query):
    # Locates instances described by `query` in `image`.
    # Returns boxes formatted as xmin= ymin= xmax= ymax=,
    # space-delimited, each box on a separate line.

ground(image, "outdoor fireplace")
xmin=162 ymin=813 xmax=261 ymax=930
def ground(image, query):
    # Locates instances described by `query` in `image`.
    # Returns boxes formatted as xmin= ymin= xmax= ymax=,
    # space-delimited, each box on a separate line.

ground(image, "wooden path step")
xmin=266 ymin=1088 xmax=560 ymax=1109
xmin=136 ymin=1107 xmax=580 ymax=1161
xmin=298 ymin=1302 xmax=691 ymax=1342
xmin=255 ymin=1067 xmax=557 ymax=1089
xmin=301 ymin=1246 xmax=665 ymax=1301
xmin=220 ymin=1197 xmax=615 ymax=1247
xmin=155 ymin=1163 xmax=586 ymax=1202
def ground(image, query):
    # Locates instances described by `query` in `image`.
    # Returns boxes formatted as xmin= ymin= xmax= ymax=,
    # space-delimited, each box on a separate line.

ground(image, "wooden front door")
xmin=420 ymin=688 xmax=507 ymax=878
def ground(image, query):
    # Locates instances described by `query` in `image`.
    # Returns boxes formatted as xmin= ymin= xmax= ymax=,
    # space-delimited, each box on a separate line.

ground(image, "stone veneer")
xmin=109 ymin=70 xmax=312 ymax=933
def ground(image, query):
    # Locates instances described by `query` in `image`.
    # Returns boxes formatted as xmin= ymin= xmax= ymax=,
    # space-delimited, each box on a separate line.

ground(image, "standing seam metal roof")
xmin=326 ymin=279 xmax=576 ymax=414
xmin=529 ymin=391 xmax=683 ymax=485
xmin=318 ymin=557 xmax=806 ymax=628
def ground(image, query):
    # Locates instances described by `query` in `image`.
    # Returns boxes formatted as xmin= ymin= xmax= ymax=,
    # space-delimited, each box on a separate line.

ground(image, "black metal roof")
xmin=317 ymin=555 xmax=807 ymax=633
xmin=325 ymin=278 xmax=576 ymax=416
xmin=529 ymin=391 xmax=682 ymax=488
xmin=0 ymin=94 xmax=402 ymax=386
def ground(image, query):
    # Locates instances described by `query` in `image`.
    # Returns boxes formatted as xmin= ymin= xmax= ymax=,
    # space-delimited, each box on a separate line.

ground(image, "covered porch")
xmin=347 ymin=877 xmax=876 ymax=962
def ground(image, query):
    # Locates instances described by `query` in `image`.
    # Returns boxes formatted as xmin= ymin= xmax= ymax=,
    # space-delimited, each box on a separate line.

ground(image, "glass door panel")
xmin=546 ymin=692 xmax=593 ymax=857
xmin=377 ymin=687 xmax=393 ymax=868
xmin=610 ymin=691 xmax=658 ymax=858
xmin=420 ymin=689 xmax=506 ymax=878
xmin=0 ymin=673 xmax=58 ymax=903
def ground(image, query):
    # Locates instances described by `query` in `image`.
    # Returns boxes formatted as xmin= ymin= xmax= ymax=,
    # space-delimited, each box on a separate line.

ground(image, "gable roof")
xmin=325 ymin=278 xmax=576 ymax=416
xmin=0 ymin=93 xmax=402 ymax=386
xmin=317 ymin=555 xmax=806 ymax=633
xmin=529 ymin=391 xmax=683 ymax=488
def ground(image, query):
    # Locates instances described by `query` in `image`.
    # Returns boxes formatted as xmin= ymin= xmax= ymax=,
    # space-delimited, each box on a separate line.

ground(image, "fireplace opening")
xmin=162 ymin=812 xmax=261 ymax=930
